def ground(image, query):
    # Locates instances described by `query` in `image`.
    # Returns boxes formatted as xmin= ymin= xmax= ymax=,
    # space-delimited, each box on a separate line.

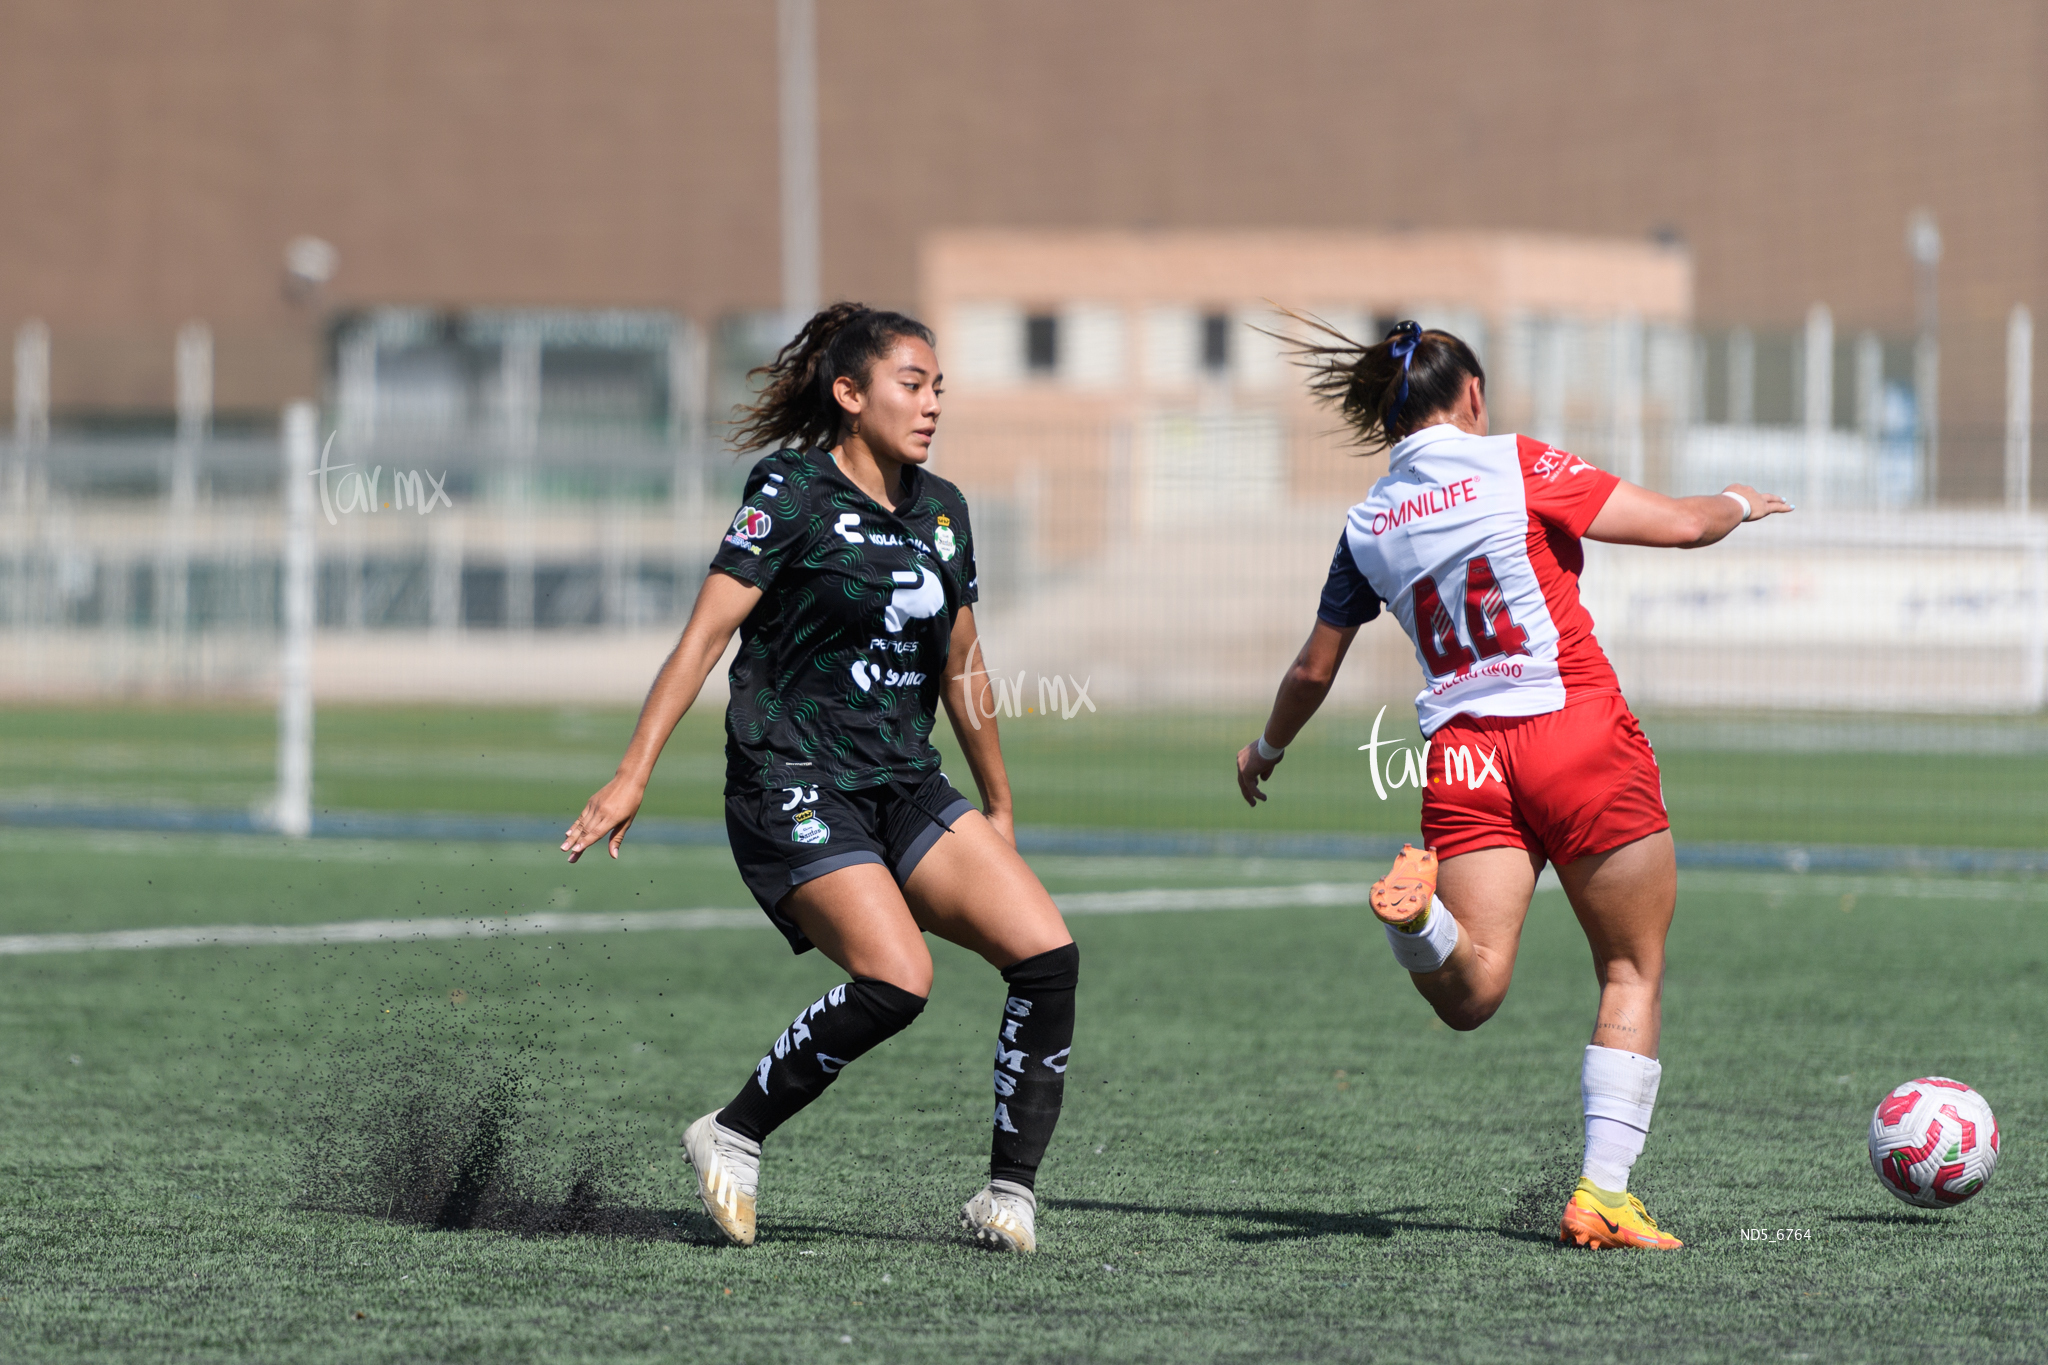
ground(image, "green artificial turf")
xmin=1 ymin=831 xmax=2045 ymax=1362
xmin=6 ymin=702 xmax=2048 ymax=848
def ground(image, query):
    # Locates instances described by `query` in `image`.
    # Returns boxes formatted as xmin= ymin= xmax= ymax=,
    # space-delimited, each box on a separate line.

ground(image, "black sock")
xmin=716 ymin=978 xmax=927 ymax=1144
xmin=989 ymin=942 xmax=1079 ymax=1191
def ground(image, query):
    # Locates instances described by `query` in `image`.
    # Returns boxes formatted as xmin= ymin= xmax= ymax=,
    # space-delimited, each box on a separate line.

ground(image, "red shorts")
xmin=1419 ymin=692 xmax=1669 ymax=867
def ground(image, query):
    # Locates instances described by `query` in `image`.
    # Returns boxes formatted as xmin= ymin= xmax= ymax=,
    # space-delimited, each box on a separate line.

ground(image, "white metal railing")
xmin=2 ymin=413 xmax=2042 ymax=716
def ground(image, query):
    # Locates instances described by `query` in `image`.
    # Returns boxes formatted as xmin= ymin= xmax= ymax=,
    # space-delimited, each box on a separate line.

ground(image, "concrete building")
xmin=0 ymin=0 xmax=2040 ymax=497
xmin=921 ymin=228 xmax=1693 ymax=558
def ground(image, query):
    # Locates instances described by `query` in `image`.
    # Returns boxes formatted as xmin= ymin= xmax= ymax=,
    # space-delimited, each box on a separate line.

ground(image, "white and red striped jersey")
xmin=1316 ymin=424 xmax=1622 ymax=737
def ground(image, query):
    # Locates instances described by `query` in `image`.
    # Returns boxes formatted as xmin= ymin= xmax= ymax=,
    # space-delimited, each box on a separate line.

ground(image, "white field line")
xmin=0 ymin=908 xmax=766 ymax=956
xmin=1056 ymin=882 xmax=1372 ymax=914
xmin=3 ymin=873 xmax=2041 ymax=958
xmin=1676 ymin=872 xmax=2048 ymax=902
xmin=0 ymin=884 xmax=1376 ymax=958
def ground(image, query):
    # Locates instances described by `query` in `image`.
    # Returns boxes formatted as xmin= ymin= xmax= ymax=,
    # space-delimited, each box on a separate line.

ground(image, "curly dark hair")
xmin=729 ymin=302 xmax=937 ymax=453
xmin=1268 ymin=309 xmax=1486 ymax=454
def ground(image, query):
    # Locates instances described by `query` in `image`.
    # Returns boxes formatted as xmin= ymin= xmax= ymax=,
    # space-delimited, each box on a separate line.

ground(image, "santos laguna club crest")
xmin=790 ymin=808 xmax=831 ymax=845
xmin=933 ymin=514 xmax=957 ymax=561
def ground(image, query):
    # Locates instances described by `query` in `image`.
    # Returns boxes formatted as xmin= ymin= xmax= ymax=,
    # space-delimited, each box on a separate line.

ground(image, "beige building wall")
xmin=0 ymin=0 xmax=2038 ymax=494
xmin=0 ymin=0 xmax=782 ymax=414
xmin=920 ymin=229 xmax=1691 ymax=539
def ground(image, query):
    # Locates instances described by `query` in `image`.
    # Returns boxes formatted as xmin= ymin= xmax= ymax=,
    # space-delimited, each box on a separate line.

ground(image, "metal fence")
xmin=2 ymin=411 xmax=2041 ymax=716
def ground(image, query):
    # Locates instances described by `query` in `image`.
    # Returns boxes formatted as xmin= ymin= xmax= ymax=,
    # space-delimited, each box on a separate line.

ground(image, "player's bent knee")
xmin=1435 ymin=997 xmax=1502 ymax=1031
xmin=852 ymin=976 xmax=930 ymax=1027
xmin=1426 ymin=979 xmax=1509 ymax=1031
xmin=887 ymin=954 xmax=936 ymax=999
xmin=993 ymin=919 xmax=1076 ymax=970
xmin=1001 ymin=939 xmax=1078 ymax=990
xmin=850 ymin=937 xmax=934 ymax=997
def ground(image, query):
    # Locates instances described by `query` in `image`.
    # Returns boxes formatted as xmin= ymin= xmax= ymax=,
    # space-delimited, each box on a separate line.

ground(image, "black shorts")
xmin=724 ymin=770 xmax=977 ymax=954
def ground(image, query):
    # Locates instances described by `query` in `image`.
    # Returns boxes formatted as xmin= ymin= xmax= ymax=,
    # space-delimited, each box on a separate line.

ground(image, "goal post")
xmin=274 ymin=402 xmax=316 ymax=837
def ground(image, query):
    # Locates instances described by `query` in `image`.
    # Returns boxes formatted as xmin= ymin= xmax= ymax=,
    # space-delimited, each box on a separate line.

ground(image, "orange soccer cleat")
xmin=1369 ymin=844 xmax=1439 ymax=931
xmin=1558 ymin=1178 xmax=1684 ymax=1250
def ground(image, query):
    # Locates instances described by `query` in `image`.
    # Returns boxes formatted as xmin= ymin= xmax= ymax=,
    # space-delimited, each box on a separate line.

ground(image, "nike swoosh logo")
xmin=1597 ymin=1212 xmax=1621 ymax=1235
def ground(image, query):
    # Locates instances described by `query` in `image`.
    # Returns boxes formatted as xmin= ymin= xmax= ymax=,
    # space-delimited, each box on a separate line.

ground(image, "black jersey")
xmin=708 ymin=447 xmax=979 ymax=794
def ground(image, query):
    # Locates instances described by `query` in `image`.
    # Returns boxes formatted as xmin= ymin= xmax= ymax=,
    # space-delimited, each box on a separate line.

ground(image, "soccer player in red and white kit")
xmin=1237 ymin=319 xmax=1791 ymax=1249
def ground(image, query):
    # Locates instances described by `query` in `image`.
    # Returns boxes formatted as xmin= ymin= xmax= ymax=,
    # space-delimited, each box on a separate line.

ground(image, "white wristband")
xmin=1255 ymin=735 xmax=1285 ymax=761
xmin=1722 ymin=490 xmax=1754 ymax=521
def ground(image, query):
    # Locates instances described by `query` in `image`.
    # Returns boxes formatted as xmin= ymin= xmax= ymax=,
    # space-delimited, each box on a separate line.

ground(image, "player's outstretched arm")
xmin=1237 ymin=619 xmax=1359 ymax=807
xmin=1586 ymin=480 xmax=1792 ymax=550
xmin=939 ymin=606 xmax=1019 ymax=846
xmin=562 ymin=571 xmax=762 ymax=862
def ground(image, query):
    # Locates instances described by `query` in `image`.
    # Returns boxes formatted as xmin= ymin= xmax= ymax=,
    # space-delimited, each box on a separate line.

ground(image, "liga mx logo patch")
xmin=790 ymin=809 xmax=831 ymax=845
xmin=725 ymin=505 xmax=773 ymax=553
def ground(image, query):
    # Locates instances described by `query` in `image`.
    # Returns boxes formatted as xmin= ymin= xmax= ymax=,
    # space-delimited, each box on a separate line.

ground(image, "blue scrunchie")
xmin=1385 ymin=320 xmax=1423 ymax=430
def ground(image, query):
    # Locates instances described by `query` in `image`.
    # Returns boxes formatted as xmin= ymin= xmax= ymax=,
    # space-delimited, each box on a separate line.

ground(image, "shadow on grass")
xmin=304 ymin=1195 xmax=724 ymax=1244
xmin=753 ymin=1218 xmax=967 ymax=1249
xmin=1051 ymin=1197 xmax=1515 ymax=1245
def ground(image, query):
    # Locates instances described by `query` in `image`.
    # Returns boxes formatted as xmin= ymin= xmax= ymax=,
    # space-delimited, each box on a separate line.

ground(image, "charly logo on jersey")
xmin=933 ymin=514 xmax=957 ymax=561
xmin=837 ymin=511 xmax=936 ymax=558
xmin=884 ymin=567 xmax=945 ymax=633
xmin=790 ymin=807 xmax=831 ymax=845
xmin=725 ymin=505 xmax=772 ymax=554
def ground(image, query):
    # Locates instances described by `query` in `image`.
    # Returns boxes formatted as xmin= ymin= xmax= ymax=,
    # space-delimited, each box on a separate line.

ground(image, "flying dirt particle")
xmin=293 ymin=1042 xmax=679 ymax=1241
xmin=278 ymin=946 xmax=706 ymax=1243
xmin=1499 ymin=1130 xmax=1584 ymax=1237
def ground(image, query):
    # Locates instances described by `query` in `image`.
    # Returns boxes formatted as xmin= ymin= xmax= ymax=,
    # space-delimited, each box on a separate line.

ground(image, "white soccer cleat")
xmin=960 ymin=1179 xmax=1037 ymax=1253
xmin=682 ymin=1111 xmax=760 ymax=1247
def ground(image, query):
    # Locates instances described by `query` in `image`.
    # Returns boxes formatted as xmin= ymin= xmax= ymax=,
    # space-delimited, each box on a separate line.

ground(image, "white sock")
xmin=1580 ymin=1044 xmax=1661 ymax=1193
xmin=1384 ymin=895 xmax=1459 ymax=973
xmin=1582 ymin=1117 xmax=1645 ymax=1193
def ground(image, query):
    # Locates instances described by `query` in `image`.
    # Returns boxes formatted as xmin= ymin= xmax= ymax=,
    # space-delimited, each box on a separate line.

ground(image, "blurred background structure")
xmin=0 ymin=1 xmax=2042 ymax=838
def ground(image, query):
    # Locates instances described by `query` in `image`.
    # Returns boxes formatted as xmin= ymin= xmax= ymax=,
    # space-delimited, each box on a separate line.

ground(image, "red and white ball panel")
xmin=1867 ymin=1077 xmax=1999 ymax=1209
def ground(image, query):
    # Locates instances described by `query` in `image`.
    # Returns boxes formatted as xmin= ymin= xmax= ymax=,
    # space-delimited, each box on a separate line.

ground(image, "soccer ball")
xmin=1867 ymin=1077 xmax=1999 ymax=1208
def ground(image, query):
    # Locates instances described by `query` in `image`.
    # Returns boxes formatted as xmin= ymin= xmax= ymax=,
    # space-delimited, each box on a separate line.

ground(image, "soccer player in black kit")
xmin=562 ymin=304 xmax=1076 ymax=1252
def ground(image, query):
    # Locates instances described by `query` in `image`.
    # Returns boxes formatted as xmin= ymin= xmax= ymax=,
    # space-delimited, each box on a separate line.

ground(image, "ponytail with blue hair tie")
xmin=1384 ymin=319 xmax=1423 ymax=434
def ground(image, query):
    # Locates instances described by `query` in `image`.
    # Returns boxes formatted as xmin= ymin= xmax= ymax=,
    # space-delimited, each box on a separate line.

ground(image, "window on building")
xmin=333 ymin=307 xmax=680 ymax=440
xmin=1201 ymin=312 xmax=1231 ymax=374
xmin=1024 ymin=314 xmax=1060 ymax=373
